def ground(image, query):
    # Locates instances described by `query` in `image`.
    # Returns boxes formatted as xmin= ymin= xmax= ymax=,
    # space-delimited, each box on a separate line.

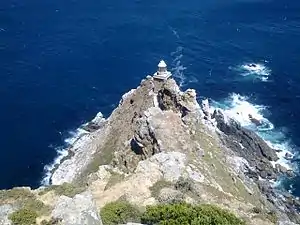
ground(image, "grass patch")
xmin=149 ymin=179 xmax=172 ymax=199
xmin=0 ymin=188 xmax=34 ymax=204
xmin=141 ymin=203 xmax=245 ymax=225
xmin=100 ymin=200 xmax=142 ymax=225
xmin=39 ymin=183 xmax=85 ymax=198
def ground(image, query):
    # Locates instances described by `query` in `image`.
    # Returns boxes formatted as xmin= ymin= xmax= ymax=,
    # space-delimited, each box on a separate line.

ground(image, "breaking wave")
xmin=41 ymin=112 xmax=104 ymax=185
xmin=230 ymin=62 xmax=271 ymax=82
xmin=212 ymin=93 xmax=296 ymax=178
xmin=41 ymin=127 xmax=89 ymax=185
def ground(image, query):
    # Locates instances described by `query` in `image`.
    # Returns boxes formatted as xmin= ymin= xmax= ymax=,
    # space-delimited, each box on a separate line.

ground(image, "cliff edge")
xmin=0 ymin=71 xmax=299 ymax=225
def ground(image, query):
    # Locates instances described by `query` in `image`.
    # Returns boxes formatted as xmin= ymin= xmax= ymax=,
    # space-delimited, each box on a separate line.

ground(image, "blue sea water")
xmin=1 ymin=0 xmax=300 ymax=195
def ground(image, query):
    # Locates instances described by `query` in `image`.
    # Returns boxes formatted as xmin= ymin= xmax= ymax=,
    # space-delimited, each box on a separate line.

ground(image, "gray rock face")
xmin=212 ymin=109 xmax=278 ymax=180
xmin=201 ymin=99 xmax=211 ymax=119
xmin=212 ymin=109 xmax=300 ymax=224
xmin=0 ymin=204 xmax=14 ymax=225
xmin=136 ymin=152 xmax=187 ymax=182
xmin=52 ymin=191 xmax=102 ymax=225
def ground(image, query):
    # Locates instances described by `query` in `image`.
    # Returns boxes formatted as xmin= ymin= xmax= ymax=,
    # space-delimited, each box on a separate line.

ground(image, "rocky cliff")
xmin=0 ymin=75 xmax=299 ymax=225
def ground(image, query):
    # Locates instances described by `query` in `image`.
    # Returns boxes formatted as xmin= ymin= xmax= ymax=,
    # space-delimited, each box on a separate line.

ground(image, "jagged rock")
xmin=51 ymin=191 xmax=102 ymax=225
xmin=285 ymin=152 xmax=293 ymax=160
xmin=201 ymin=99 xmax=211 ymax=119
xmin=0 ymin=204 xmax=14 ymax=225
xmin=132 ymin=113 xmax=160 ymax=158
xmin=275 ymin=164 xmax=288 ymax=174
xmin=136 ymin=152 xmax=186 ymax=182
xmin=158 ymin=188 xmax=184 ymax=203
xmin=82 ymin=112 xmax=106 ymax=132
xmin=213 ymin=109 xmax=278 ymax=180
xmin=39 ymin=76 xmax=298 ymax=225
xmin=278 ymin=222 xmax=298 ymax=225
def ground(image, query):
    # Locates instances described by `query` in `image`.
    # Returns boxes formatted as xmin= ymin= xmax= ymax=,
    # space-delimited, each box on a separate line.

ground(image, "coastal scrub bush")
xmin=141 ymin=203 xmax=245 ymax=225
xmin=9 ymin=208 xmax=38 ymax=225
xmin=100 ymin=200 xmax=142 ymax=225
xmin=23 ymin=198 xmax=51 ymax=215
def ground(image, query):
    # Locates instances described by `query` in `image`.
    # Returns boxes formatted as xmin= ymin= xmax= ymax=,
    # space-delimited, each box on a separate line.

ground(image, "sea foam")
xmin=41 ymin=112 xmax=105 ymax=185
xmin=230 ymin=62 xmax=271 ymax=82
xmin=41 ymin=127 xmax=89 ymax=186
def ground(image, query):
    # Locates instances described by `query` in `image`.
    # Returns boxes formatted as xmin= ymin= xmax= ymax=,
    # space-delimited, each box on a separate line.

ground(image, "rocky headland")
xmin=1 ymin=70 xmax=300 ymax=225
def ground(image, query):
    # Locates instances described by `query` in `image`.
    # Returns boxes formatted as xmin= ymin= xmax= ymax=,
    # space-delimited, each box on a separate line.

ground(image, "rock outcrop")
xmin=1 ymin=75 xmax=299 ymax=225
xmin=51 ymin=191 xmax=102 ymax=225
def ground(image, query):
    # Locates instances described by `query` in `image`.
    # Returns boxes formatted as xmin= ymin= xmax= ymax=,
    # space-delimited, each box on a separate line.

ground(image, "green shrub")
xmin=9 ymin=208 xmax=38 ymax=225
xmin=141 ymin=203 xmax=245 ymax=225
xmin=175 ymin=177 xmax=193 ymax=192
xmin=100 ymin=200 xmax=142 ymax=225
xmin=23 ymin=198 xmax=51 ymax=216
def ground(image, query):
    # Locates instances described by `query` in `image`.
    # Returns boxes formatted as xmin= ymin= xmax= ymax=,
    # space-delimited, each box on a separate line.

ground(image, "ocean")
xmin=1 ymin=0 xmax=300 ymax=196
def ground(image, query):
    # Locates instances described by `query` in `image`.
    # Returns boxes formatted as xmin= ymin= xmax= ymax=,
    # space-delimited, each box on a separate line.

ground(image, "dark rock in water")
xmin=213 ymin=109 xmax=278 ymax=180
xmin=285 ymin=152 xmax=293 ymax=160
xmin=286 ymin=170 xmax=294 ymax=177
xmin=248 ymin=114 xmax=262 ymax=126
xmin=213 ymin=108 xmax=300 ymax=223
xmin=82 ymin=122 xmax=102 ymax=132
xmin=275 ymin=163 xmax=288 ymax=174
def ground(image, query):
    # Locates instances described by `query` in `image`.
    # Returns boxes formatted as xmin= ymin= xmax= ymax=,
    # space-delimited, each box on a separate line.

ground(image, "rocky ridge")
xmin=0 ymin=75 xmax=299 ymax=225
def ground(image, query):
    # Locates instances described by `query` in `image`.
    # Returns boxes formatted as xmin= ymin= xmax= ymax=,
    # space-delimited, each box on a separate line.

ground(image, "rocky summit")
xmin=0 ymin=75 xmax=299 ymax=225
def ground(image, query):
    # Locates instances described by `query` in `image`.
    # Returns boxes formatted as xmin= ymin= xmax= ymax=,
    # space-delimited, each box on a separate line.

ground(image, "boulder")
xmin=275 ymin=164 xmax=288 ymax=174
xmin=0 ymin=204 xmax=14 ymax=225
xmin=201 ymin=99 xmax=211 ymax=118
xmin=158 ymin=188 xmax=184 ymax=204
xmin=51 ymin=191 xmax=102 ymax=225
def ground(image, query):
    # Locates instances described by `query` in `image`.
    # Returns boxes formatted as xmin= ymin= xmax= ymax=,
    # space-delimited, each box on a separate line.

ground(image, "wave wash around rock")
xmin=0 ymin=62 xmax=300 ymax=225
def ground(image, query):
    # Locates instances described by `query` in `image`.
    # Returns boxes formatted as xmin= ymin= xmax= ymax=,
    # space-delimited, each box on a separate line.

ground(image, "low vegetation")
xmin=100 ymin=200 xmax=245 ymax=225
xmin=142 ymin=203 xmax=245 ymax=225
xmin=0 ymin=188 xmax=34 ymax=204
xmin=39 ymin=183 xmax=85 ymax=198
xmin=149 ymin=179 xmax=172 ymax=199
xmin=100 ymin=200 xmax=142 ymax=225
xmin=9 ymin=208 xmax=38 ymax=225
